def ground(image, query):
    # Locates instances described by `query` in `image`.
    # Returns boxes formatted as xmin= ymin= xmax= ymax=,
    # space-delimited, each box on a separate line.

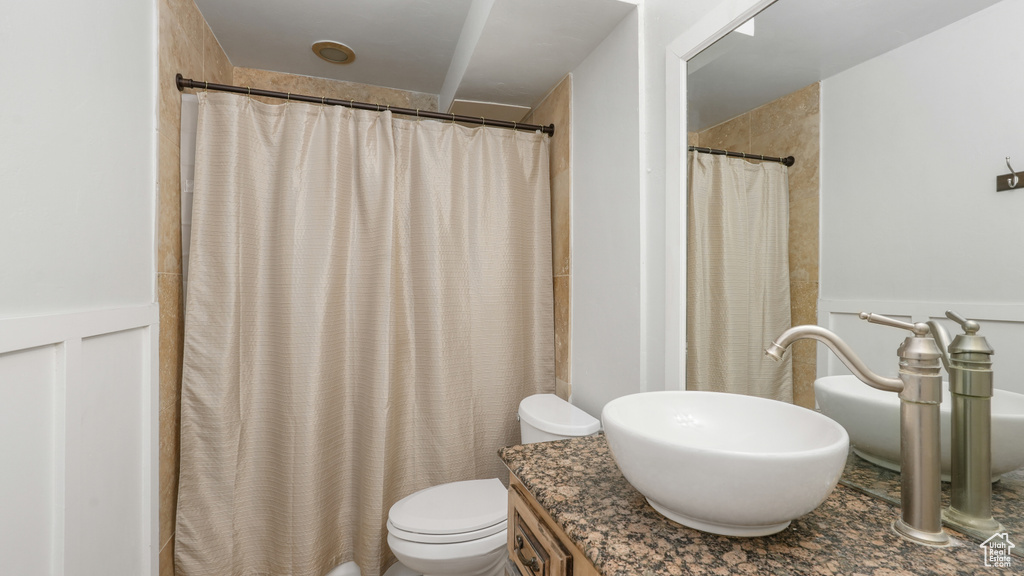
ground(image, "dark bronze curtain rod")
xmin=689 ymin=145 xmax=794 ymax=167
xmin=176 ymin=74 xmax=554 ymax=136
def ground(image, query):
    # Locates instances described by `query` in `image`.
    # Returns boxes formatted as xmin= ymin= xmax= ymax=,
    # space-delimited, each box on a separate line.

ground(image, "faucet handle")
xmin=945 ymin=310 xmax=980 ymax=335
xmin=859 ymin=312 xmax=930 ymax=336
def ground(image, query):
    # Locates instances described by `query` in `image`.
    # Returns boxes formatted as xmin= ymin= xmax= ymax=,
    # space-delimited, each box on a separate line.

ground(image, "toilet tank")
xmin=518 ymin=394 xmax=600 ymax=444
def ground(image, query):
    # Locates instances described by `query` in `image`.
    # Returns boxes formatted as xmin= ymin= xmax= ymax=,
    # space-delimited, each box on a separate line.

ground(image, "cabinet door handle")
xmin=515 ymin=535 xmax=541 ymax=573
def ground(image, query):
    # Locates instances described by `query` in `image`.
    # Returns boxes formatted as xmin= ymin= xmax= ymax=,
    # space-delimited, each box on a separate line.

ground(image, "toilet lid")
xmin=388 ymin=478 xmax=507 ymax=539
xmin=519 ymin=394 xmax=600 ymax=437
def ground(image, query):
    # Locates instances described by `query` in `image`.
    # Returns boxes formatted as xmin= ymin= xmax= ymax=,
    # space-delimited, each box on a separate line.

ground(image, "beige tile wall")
xmin=523 ymin=75 xmax=572 ymax=400
xmin=695 ymin=82 xmax=820 ymax=409
xmin=233 ymin=67 xmax=439 ymax=111
xmin=157 ymin=0 xmax=232 ymax=574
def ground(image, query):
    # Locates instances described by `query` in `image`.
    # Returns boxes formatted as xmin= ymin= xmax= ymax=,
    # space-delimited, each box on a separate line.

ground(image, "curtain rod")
xmin=176 ymin=74 xmax=554 ymax=136
xmin=689 ymin=145 xmax=794 ymax=167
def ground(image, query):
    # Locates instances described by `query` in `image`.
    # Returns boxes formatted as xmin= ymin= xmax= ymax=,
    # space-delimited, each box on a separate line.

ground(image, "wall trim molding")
xmin=817 ymin=298 xmax=1024 ymax=395
xmin=0 ymin=303 xmax=159 ymax=575
xmin=818 ymin=299 xmax=1024 ymax=324
xmin=0 ymin=304 xmax=158 ymax=354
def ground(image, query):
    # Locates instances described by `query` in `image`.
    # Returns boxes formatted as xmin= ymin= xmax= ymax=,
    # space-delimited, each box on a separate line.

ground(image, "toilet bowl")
xmin=382 ymin=393 xmax=599 ymax=576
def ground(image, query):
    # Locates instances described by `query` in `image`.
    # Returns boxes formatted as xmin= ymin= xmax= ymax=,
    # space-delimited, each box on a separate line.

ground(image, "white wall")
xmin=569 ymin=0 xmax=736 ymax=415
xmin=820 ymin=0 xmax=1024 ymax=393
xmin=0 ymin=1 xmax=156 ymax=318
xmin=642 ymin=0 xmax=733 ymax=392
xmin=571 ymin=9 xmax=643 ymax=417
xmin=0 ymin=1 xmax=160 ymax=574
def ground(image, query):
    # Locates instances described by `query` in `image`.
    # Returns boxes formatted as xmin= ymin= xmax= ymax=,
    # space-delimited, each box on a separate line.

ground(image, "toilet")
xmin=384 ymin=393 xmax=599 ymax=576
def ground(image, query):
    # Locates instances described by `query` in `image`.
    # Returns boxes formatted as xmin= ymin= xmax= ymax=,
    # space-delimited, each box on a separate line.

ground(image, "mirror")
xmin=686 ymin=0 xmax=1024 ymax=551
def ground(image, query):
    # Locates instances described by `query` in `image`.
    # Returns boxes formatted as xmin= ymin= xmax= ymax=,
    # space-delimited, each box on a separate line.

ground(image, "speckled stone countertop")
xmin=499 ymin=434 xmax=1022 ymax=575
xmin=840 ymin=449 xmax=1024 ymax=556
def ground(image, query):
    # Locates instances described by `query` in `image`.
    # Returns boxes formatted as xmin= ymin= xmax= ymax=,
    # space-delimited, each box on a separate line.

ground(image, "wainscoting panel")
xmin=0 ymin=344 xmax=59 ymax=576
xmin=0 ymin=305 xmax=159 ymax=576
xmin=818 ymin=300 xmax=1024 ymax=395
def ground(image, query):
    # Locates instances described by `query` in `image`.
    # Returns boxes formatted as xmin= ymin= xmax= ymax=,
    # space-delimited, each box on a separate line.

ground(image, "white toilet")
xmin=384 ymin=393 xmax=599 ymax=576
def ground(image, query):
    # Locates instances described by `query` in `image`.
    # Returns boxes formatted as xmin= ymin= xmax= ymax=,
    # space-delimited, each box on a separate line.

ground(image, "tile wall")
xmin=523 ymin=75 xmax=572 ymax=400
xmin=157 ymin=0 xmax=231 ymax=574
xmin=232 ymin=67 xmax=439 ymax=110
xmin=694 ymin=82 xmax=821 ymax=409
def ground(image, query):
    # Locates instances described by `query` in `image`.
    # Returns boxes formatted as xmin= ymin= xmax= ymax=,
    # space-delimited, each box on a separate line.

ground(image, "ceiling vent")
xmin=312 ymin=41 xmax=355 ymax=65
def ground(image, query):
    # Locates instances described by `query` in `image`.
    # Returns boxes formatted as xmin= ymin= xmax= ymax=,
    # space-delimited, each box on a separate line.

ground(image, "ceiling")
xmin=687 ymin=0 xmax=1003 ymax=131
xmin=193 ymin=0 xmax=637 ymax=113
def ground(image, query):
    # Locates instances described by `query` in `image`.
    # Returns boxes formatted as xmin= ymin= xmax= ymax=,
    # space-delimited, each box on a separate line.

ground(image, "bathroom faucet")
xmin=927 ymin=311 xmax=1004 ymax=536
xmin=765 ymin=313 xmax=949 ymax=546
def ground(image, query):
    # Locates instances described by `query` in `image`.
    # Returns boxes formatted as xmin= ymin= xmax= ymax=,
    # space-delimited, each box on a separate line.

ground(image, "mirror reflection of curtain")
xmin=686 ymin=151 xmax=793 ymax=402
xmin=175 ymin=92 xmax=554 ymax=576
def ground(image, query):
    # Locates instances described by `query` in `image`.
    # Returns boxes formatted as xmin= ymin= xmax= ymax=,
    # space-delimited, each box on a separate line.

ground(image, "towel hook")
xmin=1006 ymin=157 xmax=1019 ymax=189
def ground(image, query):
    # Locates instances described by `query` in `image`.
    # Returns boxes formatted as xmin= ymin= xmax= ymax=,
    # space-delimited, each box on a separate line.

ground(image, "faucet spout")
xmin=768 ymin=318 xmax=949 ymax=546
xmin=765 ymin=325 xmax=903 ymax=393
xmin=926 ymin=320 xmax=952 ymax=372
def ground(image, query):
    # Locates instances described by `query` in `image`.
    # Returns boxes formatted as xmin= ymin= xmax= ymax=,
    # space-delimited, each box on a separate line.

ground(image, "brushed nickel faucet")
xmin=927 ymin=311 xmax=1004 ymax=536
xmin=765 ymin=313 xmax=949 ymax=546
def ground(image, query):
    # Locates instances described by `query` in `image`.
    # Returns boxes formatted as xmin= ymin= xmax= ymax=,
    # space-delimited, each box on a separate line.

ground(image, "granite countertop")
xmin=499 ymin=434 xmax=1022 ymax=576
xmin=840 ymin=448 xmax=1024 ymax=556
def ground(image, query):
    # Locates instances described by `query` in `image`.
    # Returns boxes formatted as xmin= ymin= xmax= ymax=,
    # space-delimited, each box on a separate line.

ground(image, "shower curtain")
xmin=686 ymin=152 xmax=793 ymax=402
xmin=175 ymin=92 xmax=554 ymax=576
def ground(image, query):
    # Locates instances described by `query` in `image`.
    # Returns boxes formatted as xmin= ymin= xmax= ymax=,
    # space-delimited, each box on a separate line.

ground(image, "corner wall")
xmin=571 ymin=9 xmax=643 ymax=418
xmin=523 ymin=75 xmax=573 ymax=400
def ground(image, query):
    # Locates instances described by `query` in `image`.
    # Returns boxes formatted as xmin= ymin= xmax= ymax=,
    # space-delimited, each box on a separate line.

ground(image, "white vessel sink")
xmin=601 ymin=391 xmax=849 ymax=537
xmin=815 ymin=375 xmax=1024 ymax=480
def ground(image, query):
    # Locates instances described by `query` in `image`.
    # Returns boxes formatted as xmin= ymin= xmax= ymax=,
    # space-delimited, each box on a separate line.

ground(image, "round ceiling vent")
xmin=312 ymin=41 xmax=355 ymax=65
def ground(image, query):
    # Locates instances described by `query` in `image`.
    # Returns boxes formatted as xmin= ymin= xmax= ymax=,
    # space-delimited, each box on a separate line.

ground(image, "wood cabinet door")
xmin=508 ymin=483 xmax=573 ymax=576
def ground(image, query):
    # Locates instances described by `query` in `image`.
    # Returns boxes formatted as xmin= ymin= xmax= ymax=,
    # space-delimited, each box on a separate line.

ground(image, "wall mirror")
xmin=681 ymin=0 xmax=1023 ymax=552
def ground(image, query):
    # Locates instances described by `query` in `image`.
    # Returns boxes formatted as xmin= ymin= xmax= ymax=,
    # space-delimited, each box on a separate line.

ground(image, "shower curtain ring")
xmin=481 ymin=116 xmax=486 ymax=127
xmin=450 ymin=113 xmax=456 ymax=123
xmin=322 ymin=96 xmax=326 ymax=105
xmin=247 ymin=86 xmax=251 ymax=96
xmin=513 ymin=121 xmax=517 ymax=131
xmin=286 ymin=93 xmax=290 ymax=102
xmin=204 ymin=81 xmax=209 ymax=91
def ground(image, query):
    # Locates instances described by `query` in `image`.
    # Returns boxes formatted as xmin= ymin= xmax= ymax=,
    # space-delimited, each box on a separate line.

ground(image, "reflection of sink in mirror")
xmin=602 ymin=391 xmax=848 ymax=537
xmin=815 ymin=375 xmax=1024 ymax=481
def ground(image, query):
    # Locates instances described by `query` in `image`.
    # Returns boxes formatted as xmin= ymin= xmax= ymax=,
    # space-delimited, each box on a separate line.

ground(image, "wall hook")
xmin=997 ymin=156 xmax=1022 ymax=192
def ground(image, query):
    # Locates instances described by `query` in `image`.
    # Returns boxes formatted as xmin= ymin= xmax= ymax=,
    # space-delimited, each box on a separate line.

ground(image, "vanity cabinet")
xmin=507 ymin=475 xmax=600 ymax=576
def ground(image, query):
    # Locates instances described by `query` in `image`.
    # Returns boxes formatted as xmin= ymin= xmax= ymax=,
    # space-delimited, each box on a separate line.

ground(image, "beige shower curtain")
xmin=686 ymin=152 xmax=792 ymax=402
xmin=175 ymin=92 xmax=554 ymax=576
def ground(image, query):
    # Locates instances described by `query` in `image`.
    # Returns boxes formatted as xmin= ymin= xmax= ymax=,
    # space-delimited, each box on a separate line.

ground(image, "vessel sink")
xmin=816 ymin=375 xmax=1024 ymax=480
xmin=601 ymin=391 xmax=849 ymax=537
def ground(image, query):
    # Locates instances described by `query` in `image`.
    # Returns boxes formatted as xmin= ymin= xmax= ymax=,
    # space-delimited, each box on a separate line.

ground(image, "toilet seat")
xmin=387 ymin=478 xmax=507 ymax=544
xmin=386 ymin=518 xmax=505 ymax=544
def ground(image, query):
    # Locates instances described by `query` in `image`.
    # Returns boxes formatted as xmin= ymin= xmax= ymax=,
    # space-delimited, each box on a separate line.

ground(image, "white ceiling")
xmin=687 ymin=0 xmax=1003 ymax=131
xmin=193 ymin=0 xmax=636 ymax=112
